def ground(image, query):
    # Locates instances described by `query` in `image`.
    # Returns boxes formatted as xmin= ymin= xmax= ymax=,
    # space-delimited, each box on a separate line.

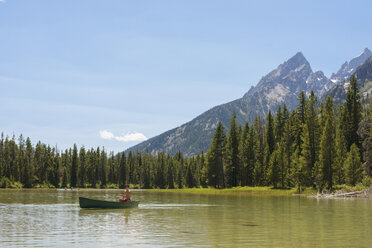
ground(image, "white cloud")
xmin=99 ymin=130 xmax=115 ymax=140
xmin=0 ymin=0 xmax=5 ymax=3
xmin=115 ymin=132 xmax=147 ymax=142
xmin=99 ymin=130 xmax=147 ymax=142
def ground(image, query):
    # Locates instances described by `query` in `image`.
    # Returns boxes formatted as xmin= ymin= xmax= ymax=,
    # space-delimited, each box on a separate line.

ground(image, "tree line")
xmin=0 ymin=76 xmax=371 ymax=191
xmin=0 ymin=135 xmax=207 ymax=189
xmin=206 ymin=76 xmax=371 ymax=191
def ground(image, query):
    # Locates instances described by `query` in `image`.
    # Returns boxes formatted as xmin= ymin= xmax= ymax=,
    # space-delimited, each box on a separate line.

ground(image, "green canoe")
xmin=79 ymin=197 xmax=139 ymax=209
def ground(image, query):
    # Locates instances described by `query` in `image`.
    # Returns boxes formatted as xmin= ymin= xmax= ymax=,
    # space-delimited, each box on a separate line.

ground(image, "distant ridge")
xmin=325 ymin=55 xmax=372 ymax=104
xmin=330 ymin=48 xmax=372 ymax=84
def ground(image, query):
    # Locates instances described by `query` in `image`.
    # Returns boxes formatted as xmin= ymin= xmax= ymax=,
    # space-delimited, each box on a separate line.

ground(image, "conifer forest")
xmin=1 ymin=76 xmax=371 ymax=191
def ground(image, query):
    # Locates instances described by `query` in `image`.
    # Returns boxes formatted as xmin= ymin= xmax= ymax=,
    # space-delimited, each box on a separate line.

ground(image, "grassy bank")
xmin=145 ymin=186 xmax=318 ymax=196
xmin=0 ymin=186 xmax=317 ymax=195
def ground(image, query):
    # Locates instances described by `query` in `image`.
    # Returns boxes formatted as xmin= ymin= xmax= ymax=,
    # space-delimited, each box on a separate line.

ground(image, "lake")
xmin=0 ymin=189 xmax=371 ymax=247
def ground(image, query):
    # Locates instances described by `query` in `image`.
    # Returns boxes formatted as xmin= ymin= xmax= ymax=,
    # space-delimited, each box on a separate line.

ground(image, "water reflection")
xmin=0 ymin=190 xmax=372 ymax=247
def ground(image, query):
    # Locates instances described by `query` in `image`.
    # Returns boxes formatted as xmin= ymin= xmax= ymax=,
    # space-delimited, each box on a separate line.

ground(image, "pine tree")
xmin=300 ymin=91 xmax=320 ymax=186
xmin=342 ymin=75 xmax=362 ymax=151
xmin=318 ymin=97 xmax=336 ymax=191
xmin=224 ymin=112 xmax=240 ymax=187
xmin=52 ymin=152 xmax=61 ymax=188
xmin=70 ymin=144 xmax=78 ymax=187
xmin=23 ymin=137 xmax=33 ymax=188
xmin=294 ymin=91 xmax=306 ymax=155
xmin=61 ymin=149 xmax=70 ymax=187
xmin=359 ymin=101 xmax=372 ymax=177
xmin=18 ymin=135 xmax=25 ymax=184
xmin=79 ymin=146 xmax=86 ymax=187
xmin=344 ymin=143 xmax=363 ymax=186
xmin=282 ymin=105 xmax=293 ymax=187
xmin=291 ymin=148 xmax=305 ymax=193
xmin=263 ymin=110 xmax=275 ymax=183
xmin=0 ymin=133 xmax=3 ymax=179
xmin=206 ymin=122 xmax=226 ymax=188
xmin=246 ymin=127 xmax=256 ymax=186
xmin=239 ymin=123 xmax=249 ymax=186
xmin=156 ymin=153 xmax=166 ymax=189
xmin=334 ymin=115 xmax=347 ymax=185
xmin=127 ymin=151 xmax=135 ymax=185
xmin=275 ymin=105 xmax=284 ymax=143
xmin=119 ymin=152 xmax=127 ymax=188
xmin=62 ymin=166 xmax=68 ymax=188
xmin=269 ymin=149 xmax=280 ymax=188
xmin=199 ymin=151 xmax=207 ymax=187
xmin=167 ymin=158 xmax=175 ymax=189
xmin=253 ymin=116 xmax=265 ymax=185
xmin=186 ymin=162 xmax=195 ymax=188
xmin=136 ymin=151 xmax=143 ymax=187
xmin=8 ymin=136 xmax=19 ymax=182
xmin=94 ymin=147 xmax=100 ymax=186
xmin=100 ymin=148 xmax=107 ymax=187
xmin=175 ymin=151 xmax=184 ymax=188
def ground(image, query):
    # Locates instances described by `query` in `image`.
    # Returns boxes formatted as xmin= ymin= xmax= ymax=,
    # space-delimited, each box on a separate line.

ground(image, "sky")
xmin=1 ymin=0 xmax=372 ymax=152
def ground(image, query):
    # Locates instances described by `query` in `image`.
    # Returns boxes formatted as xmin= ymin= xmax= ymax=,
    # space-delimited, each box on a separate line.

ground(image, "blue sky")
xmin=1 ymin=0 xmax=372 ymax=152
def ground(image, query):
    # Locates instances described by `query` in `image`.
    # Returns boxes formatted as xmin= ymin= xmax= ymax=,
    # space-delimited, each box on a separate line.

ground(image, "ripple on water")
xmin=139 ymin=203 xmax=219 ymax=209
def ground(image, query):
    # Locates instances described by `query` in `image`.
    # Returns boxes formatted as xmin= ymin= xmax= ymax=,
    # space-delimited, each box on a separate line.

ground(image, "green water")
xmin=0 ymin=190 xmax=371 ymax=247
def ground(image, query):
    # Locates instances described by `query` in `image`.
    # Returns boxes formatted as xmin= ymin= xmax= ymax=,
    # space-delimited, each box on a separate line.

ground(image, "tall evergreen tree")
xmin=206 ymin=122 xmax=226 ymax=188
xmin=275 ymin=105 xmax=284 ymax=143
xmin=294 ymin=91 xmax=306 ymax=154
xmin=282 ymin=106 xmax=293 ymax=187
xmin=79 ymin=146 xmax=86 ymax=187
xmin=263 ymin=110 xmax=275 ymax=183
xmin=342 ymin=75 xmax=362 ymax=151
xmin=119 ymin=152 xmax=127 ymax=188
xmin=317 ymin=97 xmax=336 ymax=191
xmin=186 ymin=162 xmax=195 ymax=188
xmin=344 ymin=143 xmax=363 ymax=186
xmin=198 ymin=151 xmax=207 ymax=187
xmin=291 ymin=148 xmax=305 ymax=193
xmin=334 ymin=115 xmax=347 ymax=185
xmin=175 ymin=151 xmax=184 ymax=188
xmin=0 ymin=133 xmax=3 ymax=179
xmin=100 ymin=148 xmax=107 ymax=187
xmin=23 ymin=137 xmax=33 ymax=188
xmin=224 ymin=112 xmax=240 ymax=187
xmin=156 ymin=153 xmax=166 ymax=188
xmin=253 ymin=116 xmax=265 ymax=185
xmin=167 ymin=157 xmax=175 ymax=189
xmin=239 ymin=123 xmax=249 ymax=186
xmin=70 ymin=144 xmax=78 ymax=187
xmin=300 ymin=91 xmax=320 ymax=186
xmin=269 ymin=149 xmax=280 ymax=188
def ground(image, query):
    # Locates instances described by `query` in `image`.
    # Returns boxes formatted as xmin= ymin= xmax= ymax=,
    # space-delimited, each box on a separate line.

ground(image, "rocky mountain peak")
xmin=330 ymin=48 xmax=372 ymax=84
xmin=305 ymin=70 xmax=333 ymax=96
xmin=287 ymin=52 xmax=309 ymax=68
xmin=244 ymin=52 xmax=312 ymax=98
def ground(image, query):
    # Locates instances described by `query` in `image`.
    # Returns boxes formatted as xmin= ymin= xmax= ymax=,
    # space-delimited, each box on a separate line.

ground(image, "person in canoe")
xmin=120 ymin=184 xmax=131 ymax=202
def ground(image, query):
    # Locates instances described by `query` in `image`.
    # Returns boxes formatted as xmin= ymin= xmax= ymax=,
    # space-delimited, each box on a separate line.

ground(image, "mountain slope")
xmin=127 ymin=48 xmax=371 ymax=157
xmin=326 ymin=56 xmax=372 ymax=104
xmin=127 ymin=53 xmax=324 ymax=156
xmin=330 ymin=48 xmax=372 ymax=84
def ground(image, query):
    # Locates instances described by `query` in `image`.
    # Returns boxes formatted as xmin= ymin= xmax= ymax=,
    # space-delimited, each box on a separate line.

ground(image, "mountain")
xmin=126 ymin=48 xmax=371 ymax=157
xmin=330 ymin=48 xmax=372 ymax=84
xmin=326 ymin=56 xmax=372 ymax=104
xmin=127 ymin=52 xmax=322 ymax=156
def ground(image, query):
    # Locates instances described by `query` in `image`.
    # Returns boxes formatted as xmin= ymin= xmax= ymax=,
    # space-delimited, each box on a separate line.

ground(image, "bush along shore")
xmin=1 ymin=77 xmax=372 ymax=193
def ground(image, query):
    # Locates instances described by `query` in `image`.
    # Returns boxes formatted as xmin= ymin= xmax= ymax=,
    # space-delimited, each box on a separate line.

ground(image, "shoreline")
xmin=0 ymin=186 xmax=317 ymax=196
